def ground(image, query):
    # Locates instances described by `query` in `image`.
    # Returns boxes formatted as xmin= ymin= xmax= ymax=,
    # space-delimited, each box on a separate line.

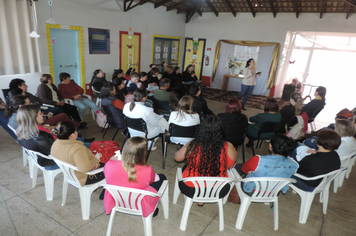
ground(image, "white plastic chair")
xmin=333 ymin=154 xmax=355 ymax=193
xmin=26 ymin=150 xmax=62 ymax=201
xmin=173 ymin=168 xmax=236 ymax=231
xmin=101 ymin=181 xmax=169 ymax=236
xmin=289 ymin=167 xmax=347 ymax=224
xmin=346 ymin=154 xmax=356 ymax=179
xmin=7 ymin=124 xmax=29 ymax=167
xmin=231 ymin=169 xmax=297 ymax=230
xmin=64 ymin=93 xmax=96 ymax=120
xmin=92 ymin=85 xmax=102 ymax=109
xmin=50 ymin=156 xmax=106 ymax=220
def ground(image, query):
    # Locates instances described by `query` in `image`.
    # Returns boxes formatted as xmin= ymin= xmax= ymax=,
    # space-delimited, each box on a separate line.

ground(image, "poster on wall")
xmin=155 ymin=53 xmax=160 ymax=59
xmin=155 ymin=46 xmax=161 ymax=52
xmin=172 ymin=48 xmax=176 ymax=53
xmin=163 ymin=53 xmax=168 ymax=58
xmin=171 ymin=54 xmax=176 ymax=59
xmin=163 ymin=47 xmax=168 ymax=52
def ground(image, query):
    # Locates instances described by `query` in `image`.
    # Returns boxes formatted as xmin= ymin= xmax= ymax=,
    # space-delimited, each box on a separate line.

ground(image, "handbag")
xmin=96 ymin=111 xmax=107 ymax=128
xmin=89 ymin=141 xmax=120 ymax=163
xmin=227 ymin=186 xmax=240 ymax=204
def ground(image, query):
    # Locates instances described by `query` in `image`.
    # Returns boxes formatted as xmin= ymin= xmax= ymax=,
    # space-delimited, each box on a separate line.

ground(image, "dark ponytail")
xmin=129 ymin=88 xmax=147 ymax=112
xmin=56 ymin=121 xmax=76 ymax=140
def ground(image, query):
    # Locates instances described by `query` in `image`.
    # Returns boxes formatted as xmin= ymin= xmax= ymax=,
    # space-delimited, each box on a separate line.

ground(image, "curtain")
xmin=212 ymin=40 xmax=280 ymax=89
xmin=0 ymin=0 xmax=41 ymax=75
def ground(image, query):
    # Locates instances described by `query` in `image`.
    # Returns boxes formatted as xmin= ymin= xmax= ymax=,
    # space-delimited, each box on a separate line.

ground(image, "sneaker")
xmin=151 ymin=146 xmax=157 ymax=151
xmin=242 ymin=107 xmax=247 ymax=110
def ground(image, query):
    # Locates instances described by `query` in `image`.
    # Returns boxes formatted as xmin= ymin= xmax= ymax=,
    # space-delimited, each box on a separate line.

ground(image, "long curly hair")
xmin=185 ymin=115 xmax=227 ymax=176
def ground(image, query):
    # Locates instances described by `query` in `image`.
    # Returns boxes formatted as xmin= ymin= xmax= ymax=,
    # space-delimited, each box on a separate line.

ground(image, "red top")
xmin=58 ymin=80 xmax=84 ymax=100
xmin=124 ymin=74 xmax=131 ymax=82
xmin=38 ymin=125 xmax=57 ymax=140
xmin=183 ymin=142 xmax=234 ymax=187
xmin=111 ymin=99 xmax=125 ymax=110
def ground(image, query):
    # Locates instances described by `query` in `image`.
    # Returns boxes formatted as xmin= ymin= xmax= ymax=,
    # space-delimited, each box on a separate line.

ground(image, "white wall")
xmin=186 ymin=12 xmax=356 ymax=78
xmin=35 ymin=1 xmax=186 ymax=83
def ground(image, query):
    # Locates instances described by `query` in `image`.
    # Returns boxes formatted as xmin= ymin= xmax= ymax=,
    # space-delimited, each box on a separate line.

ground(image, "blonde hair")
xmin=335 ymin=119 xmax=355 ymax=137
xmin=175 ymin=95 xmax=195 ymax=122
xmin=16 ymin=104 xmax=40 ymax=140
xmin=294 ymin=97 xmax=303 ymax=116
xmin=121 ymin=137 xmax=148 ymax=182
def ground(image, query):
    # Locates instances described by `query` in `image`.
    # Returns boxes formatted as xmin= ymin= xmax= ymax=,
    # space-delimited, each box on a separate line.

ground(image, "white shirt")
xmin=123 ymin=102 xmax=167 ymax=139
xmin=168 ymin=111 xmax=200 ymax=145
xmin=336 ymin=136 xmax=356 ymax=161
xmin=242 ymin=67 xmax=257 ymax=86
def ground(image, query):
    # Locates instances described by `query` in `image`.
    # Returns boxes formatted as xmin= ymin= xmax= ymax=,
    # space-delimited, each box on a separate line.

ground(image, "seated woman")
xmin=302 ymin=86 xmax=326 ymax=118
xmin=171 ymin=66 xmax=187 ymax=98
xmin=51 ymin=121 xmax=105 ymax=187
xmin=58 ymin=72 xmax=100 ymax=120
xmin=188 ymin=84 xmax=214 ymax=120
xmin=112 ymin=69 xmax=124 ymax=81
xmin=168 ymin=95 xmax=200 ymax=145
xmin=182 ymin=64 xmax=203 ymax=95
xmin=4 ymin=95 xmax=81 ymax=130
xmin=37 ymin=74 xmax=82 ymax=123
xmin=90 ymin=69 xmax=107 ymax=92
xmin=16 ymin=104 xmax=58 ymax=170
xmin=148 ymin=67 xmax=160 ymax=86
xmin=139 ymin=72 xmax=149 ymax=89
xmin=123 ymin=88 xmax=169 ymax=150
xmin=293 ymin=129 xmax=341 ymax=192
xmin=112 ymin=77 xmax=126 ymax=102
xmin=103 ymin=137 xmax=166 ymax=217
xmin=174 ymin=115 xmax=237 ymax=201
xmin=218 ymin=98 xmax=248 ymax=147
xmin=235 ymin=134 xmax=299 ymax=195
xmin=278 ymin=92 xmax=301 ymax=133
xmin=285 ymin=97 xmax=309 ymax=139
xmin=246 ymin=98 xmax=281 ymax=147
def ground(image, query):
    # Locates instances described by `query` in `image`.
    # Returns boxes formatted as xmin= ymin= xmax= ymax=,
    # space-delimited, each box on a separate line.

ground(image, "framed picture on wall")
xmin=88 ymin=28 xmax=110 ymax=54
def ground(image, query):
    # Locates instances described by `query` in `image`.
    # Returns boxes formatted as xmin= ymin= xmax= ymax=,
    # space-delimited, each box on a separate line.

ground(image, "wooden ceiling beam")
xmin=320 ymin=0 xmax=324 ymax=18
xmin=343 ymin=0 xmax=356 ymax=8
xmin=154 ymin=0 xmax=170 ymax=9
xmin=167 ymin=0 xmax=191 ymax=11
xmin=223 ymin=0 xmax=237 ymax=17
xmin=346 ymin=4 xmax=351 ymax=19
xmin=205 ymin=0 xmax=219 ymax=17
xmin=268 ymin=0 xmax=277 ymax=17
xmin=184 ymin=1 xmax=204 ymax=23
xmin=124 ymin=0 xmax=149 ymax=12
xmin=245 ymin=0 xmax=256 ymax=17
xmin=291 ymin=0 xmax=300 ymax=18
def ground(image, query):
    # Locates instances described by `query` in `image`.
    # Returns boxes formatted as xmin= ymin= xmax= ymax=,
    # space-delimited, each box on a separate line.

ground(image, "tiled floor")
xmin=1 ymin=99 xmax=355 ymax=235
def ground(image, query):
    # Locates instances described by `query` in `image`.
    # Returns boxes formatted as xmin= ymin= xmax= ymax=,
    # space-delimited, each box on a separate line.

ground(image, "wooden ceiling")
xmin=123 ymin=0 xmax=356 ymax=22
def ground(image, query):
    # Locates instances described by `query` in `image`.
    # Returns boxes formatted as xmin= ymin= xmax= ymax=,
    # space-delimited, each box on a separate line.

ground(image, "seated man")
xmin=153 ymin=77 xmax=178 ymax=113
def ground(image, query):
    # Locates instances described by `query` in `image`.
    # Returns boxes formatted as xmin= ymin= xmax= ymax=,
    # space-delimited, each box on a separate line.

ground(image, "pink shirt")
xmin=103 ymin=160 xmax=158 ymax=217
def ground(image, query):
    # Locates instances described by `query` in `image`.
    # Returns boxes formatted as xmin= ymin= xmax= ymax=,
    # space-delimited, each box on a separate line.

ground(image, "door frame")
xmin=183 ymin=38 xmax=206 ymax=79
xmin=119 ymin=31 xmax=141 ymax=73
xmin=46 ymin=24 xmax=85 ymax=89
xmin=151 ymin=34 xmax=181 ymax=65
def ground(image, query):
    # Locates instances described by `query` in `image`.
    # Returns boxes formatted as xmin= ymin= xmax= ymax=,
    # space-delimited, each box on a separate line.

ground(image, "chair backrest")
xmin=124 ymin=116 xmax=148 ymax=138
xmin=341 ymin=154 xmax=355 ymax=168
xmin=50 ymin=156 xmax=81 ymax=188
xmin=257 ymin=121 xmax=279 ymax=138
xmin=240 ymin=176 xmax=296 ymax=200
xmin=102 ymin=104 xmax=124 ymax=128
xmin=101 ymin=184 xmax=163 ymax=216
xmin=2 ymin=88 xmax=11 ymax=107
xmin=153 ymin=99 xmax=171 ymax=115
xmin=27 ymin=149 xmax=54 ymax=170
xmin=180 ymin=175 xmax=236 ymax=201
xmin=167 ymin=123 xmax=199 ymax=139
xmin=308 ymin=108 xmax=323 ymax=123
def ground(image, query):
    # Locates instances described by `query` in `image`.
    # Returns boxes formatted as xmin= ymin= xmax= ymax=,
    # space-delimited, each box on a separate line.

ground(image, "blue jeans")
xmin=291 ymin=176 xmax=315 ymax=192
xmin=77 ymin=136 xmax=91 ymax=148
xmin=237 ymin=84 xmax=254 ymax=108
xmin=73 ymin=98 xmax=100 ymax=120
xmin=0 ymin=109 xmax=17 ymax=140
xmin=44 ymin=164 xmax=60 ymax=170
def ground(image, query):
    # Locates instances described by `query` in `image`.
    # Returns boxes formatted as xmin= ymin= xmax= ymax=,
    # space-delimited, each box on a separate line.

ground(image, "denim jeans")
xmin=237 ymin=84 xmax=255 ymax=108
xmin=73 ymin=98 xmax=100 ymax=120
xmin=0 ymin=109 xmax=17 ymax=139
xmin=291 ymin=175 xmax=316 ymax=192
xmin=77 ymin=136 xmax=91 ymax=148
xmin=44 ymin=164 xmax=60 ymax=170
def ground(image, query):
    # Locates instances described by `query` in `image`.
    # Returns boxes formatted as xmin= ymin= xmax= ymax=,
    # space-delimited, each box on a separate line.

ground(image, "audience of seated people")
xmin=124 ymin=67 xmax=135 ymax=82
xmin=126 ymin=72 xmax=141 ymax=93
xmin=153 ymin=77 xmax=179 ymax=112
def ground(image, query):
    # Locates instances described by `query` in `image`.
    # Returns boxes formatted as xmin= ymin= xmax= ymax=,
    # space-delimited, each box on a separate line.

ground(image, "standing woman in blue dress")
xmin=237 ymin=58 xmax=261 ymax=110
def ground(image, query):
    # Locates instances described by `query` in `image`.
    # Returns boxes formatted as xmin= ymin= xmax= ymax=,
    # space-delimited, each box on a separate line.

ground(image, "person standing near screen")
xmin=237 ymin=58 xmax=261 ymax=110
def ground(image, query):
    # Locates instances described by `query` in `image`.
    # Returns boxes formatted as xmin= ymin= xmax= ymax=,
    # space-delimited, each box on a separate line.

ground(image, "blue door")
xmin=51 ymin=28 xmax=81 ymax=86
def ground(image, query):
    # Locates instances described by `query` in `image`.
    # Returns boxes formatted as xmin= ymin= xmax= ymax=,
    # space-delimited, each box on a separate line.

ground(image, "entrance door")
xmin=183 ymin=38 xmax=206 ymax=80
xmin=51 ymin=28 xmax=81 ymax=85
xmin=120 ymin=31 xmax=141 ymax=73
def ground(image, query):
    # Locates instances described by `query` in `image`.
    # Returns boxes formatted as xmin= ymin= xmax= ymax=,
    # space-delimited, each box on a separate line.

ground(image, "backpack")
xmin=96 ymin=110 xmax=107 ymax=128
xmin=89 ymin=141 xmax=120 ymax=163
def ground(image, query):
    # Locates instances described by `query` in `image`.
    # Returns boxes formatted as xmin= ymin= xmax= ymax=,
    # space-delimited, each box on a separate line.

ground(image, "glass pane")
xmin=153 ymin=39 xmax=163 ymax=66
xmin=295 ymin=35 xmax=313 ymax=47
xmin=171 ymin=40 xmax=179 ymax=66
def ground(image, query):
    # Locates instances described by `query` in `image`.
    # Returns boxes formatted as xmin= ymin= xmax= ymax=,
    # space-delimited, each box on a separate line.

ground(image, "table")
xmin=221 ymin=74 xmax=244 ymax=91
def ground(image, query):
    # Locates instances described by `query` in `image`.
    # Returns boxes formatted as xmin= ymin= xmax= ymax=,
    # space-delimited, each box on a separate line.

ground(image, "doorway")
xmin=46 ymin=24 xmax=85 ymax=87
xmin=183 ymin=38 xmax=206 ymax=81
xmin=120 ymin=31 xmax=141 ymax=74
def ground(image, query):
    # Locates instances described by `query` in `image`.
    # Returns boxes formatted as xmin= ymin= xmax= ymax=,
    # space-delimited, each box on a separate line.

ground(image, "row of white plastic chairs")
xmin=19 ymin=143 xmax=355 ymax=235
